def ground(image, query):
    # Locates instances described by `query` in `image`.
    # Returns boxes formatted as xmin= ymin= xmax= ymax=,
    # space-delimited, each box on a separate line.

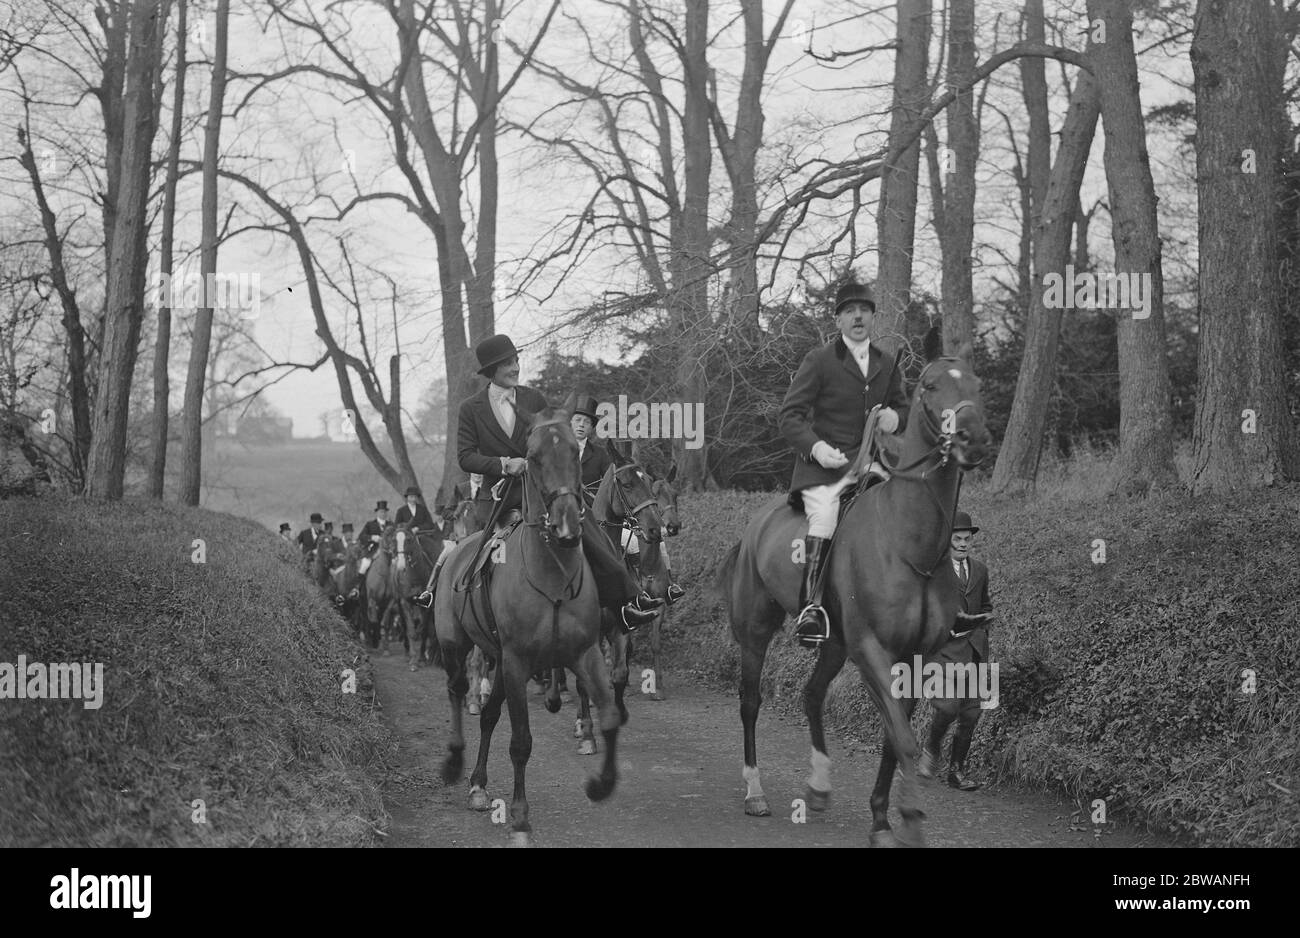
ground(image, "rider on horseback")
xmin=572 ymin=394 xmax=685 ymax=605
xmin=357 ymin=500 xmax=389 ymax=575
xmin=779 ymin=281 xmax=909 ymax=648
xmin=415 ymin=335 xmax=662 ymax=630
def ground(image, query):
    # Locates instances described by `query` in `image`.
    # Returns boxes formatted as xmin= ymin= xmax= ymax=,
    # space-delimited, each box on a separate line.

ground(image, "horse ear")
xmin=606 ymin=438 xmax=624 ymax=465
xmin=666 ymin=463 xmax=678 ymax=484
xmin=923 ymin=325 xmax=942 ymax=363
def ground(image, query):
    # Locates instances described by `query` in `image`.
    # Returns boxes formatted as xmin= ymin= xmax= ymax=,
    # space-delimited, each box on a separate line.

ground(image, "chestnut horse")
xmin=717 ymin=331 xmax=990 ymax=847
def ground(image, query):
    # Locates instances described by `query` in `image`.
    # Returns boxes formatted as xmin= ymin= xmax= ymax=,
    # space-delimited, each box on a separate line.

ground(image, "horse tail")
xmin=712 ymin=541 xmax=741 ymax=606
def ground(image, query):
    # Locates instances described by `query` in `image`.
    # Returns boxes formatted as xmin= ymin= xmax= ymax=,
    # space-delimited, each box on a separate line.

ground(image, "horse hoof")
xmin=804 ymin=786 xmax=831 ymax=813
xmin=744 ymin=796 xmax=771 ymax=817
xmin=585 ymin=775 xmax=616 ymax=802
xmin=440 ymin=751 xmax=464 ymax=785
xmin=469 ymin=787 xmax=490 ymax=812
xmin=509 ymin=830 xmax=533 ymax=848
xmin=578 ymin=739 xmax=597 ymax=756
xmin=897 ymin=820 xmax=925 ymax=848
xmin=869 ymin=829 xmax=899 ymax=848
xmin=408 ymin=663 xmax=418 ymax=672
xmin=618 ymin=707 xmax=629 ymax=726
xmin=544 ymin=696 xmax=561 ymax=714
xmin=468 ymin=702 xmax=481 ymax=715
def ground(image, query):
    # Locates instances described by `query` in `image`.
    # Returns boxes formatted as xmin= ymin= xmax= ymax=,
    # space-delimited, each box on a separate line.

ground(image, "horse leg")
xmin=739 ymin=629 xmax=778 ymax=817
xmin=402 ymin=599 xmax=422 ymax=671
xmin=575 ymin=677 xmax=596 ymax=755
xmin=869 ymin=697 xmax=918 ymax=845
xmin=852 ymin=634 xmax=925 ymax=847
xmin=802 ymin=637 xmax=849 ymax=812
xmin=544 ymin=667 xmax=563 ymax=714
xmin=609 ymin=625 xmax=630 ymax=725
xmin=467 ymin=646 xmax=485 ymax=715
xmin=440 ymin=639 xmax=471 ymax=784
xmin=468 ymin=657 xmax=507 ymax=812
xmin=570 ymin=642 xmax=619 ymax=803
xmin=501 ymin=653 xmax=535 ymax=846
xmin=647 ymin=607 xmax=665 ymax=700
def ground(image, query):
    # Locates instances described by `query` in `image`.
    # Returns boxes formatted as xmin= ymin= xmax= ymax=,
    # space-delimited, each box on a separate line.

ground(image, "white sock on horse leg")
xmin=743 ymin=764 xmax=765 ymax=800
xmin=808 ymin=748 xmax=832 ymax=792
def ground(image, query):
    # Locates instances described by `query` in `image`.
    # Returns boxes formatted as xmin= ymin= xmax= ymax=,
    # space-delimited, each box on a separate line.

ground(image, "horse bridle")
xmin=597 ymin=462 xmax=662 ymax=547
xmin=522 ymin=416 xmax=585 ymax=539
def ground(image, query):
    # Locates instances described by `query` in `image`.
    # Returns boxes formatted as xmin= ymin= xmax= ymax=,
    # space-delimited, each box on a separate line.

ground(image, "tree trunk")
xmin=178 ymin=0 xmax=228 ymax=506
xmin=1087 ymin=0 xmax=1175 ymax=495
xmin=991 ymin=72 xmax=1100 ymax=493
xmin=875 ymin=0 xmax=932 ymax=337
xmin=1020 ymin=0 xmax=1051 ymax=288
xmin=1190 ymin=0 xmax=1300 ymax=491
xmin=150 ymin=0 xmax=186 ymax=499
xmin=939 ymin=0 xmax=977 ymax=354
xmin=86 ymin=0 xmax=164 ymax=499
xmin=672 ymin=0 xmax=713 ymax=491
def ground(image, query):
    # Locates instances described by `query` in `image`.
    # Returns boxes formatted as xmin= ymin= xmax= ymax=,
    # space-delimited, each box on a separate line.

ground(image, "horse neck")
xmin=878 ymin=418 xmax=961 ymax=556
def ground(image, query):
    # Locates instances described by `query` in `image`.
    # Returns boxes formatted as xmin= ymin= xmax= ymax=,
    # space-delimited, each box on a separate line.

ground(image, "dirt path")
xmin=372 ymin=651 xmax=1172 ymax=848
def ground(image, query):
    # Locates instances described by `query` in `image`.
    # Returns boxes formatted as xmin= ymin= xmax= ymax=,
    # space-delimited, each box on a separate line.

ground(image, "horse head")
xmin=903 ymin=328 xmax=990 ymax=471
xmin=523 ymin=407 xmax=583 ymax=549
xmin=601 ymin=439 xmax=663 ymax=544
xmin=649 ymin=462 xmax=680 ymax=536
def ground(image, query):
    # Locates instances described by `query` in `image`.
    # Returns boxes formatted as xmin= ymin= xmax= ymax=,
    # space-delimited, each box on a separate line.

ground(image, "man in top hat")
xmin=340 ymin=522 xmax=354 ymax=547
xmin=395 ymin=485 xmax=436 ymax=531
xmin=416 ymin=334 xmax=661 ymax=630
xmin=779 ymin=280 xmax=910 ymax=648
xmin=919 ymin=511 xmax=994 ymax=791
xmin=297 ymin=512 xmax=324 ymax=557
xmin=358 ymin=501 xmax=391 ymax=574
xmin=278 ymin=523 xmax=294 ymax=543
xmin=572 ymin=393 xmax=686 ymax=605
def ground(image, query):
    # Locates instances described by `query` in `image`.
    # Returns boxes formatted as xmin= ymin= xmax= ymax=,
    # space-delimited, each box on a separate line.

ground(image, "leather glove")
xmin=503 ymin=457 xmax=528 ymax=476
xmin=877 ymin=407 xmax=899 ymax=434
xmin=811 ymin=440 xmax=849 ymax=469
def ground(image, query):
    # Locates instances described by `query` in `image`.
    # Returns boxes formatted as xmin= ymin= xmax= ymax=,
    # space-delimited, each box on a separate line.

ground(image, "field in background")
xmin=193 ymin=439 xmax=444 ymax=532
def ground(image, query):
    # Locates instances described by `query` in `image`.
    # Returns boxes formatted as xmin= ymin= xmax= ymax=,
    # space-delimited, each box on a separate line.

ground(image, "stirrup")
xmin=415 ymin=590 xmax=434 ymax=608
xmin=666 ymin=582 xmax=686 ymax=604
xmin=620 ymin=603 xmax=656 ymax=632
xmin=794 ymin=604 xmax=830 ymax=647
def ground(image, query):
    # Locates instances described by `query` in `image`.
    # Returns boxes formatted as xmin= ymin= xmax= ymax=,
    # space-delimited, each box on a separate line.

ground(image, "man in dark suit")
xmin=357 ymin=500 xmax=389 ymax=574
xmin=395 ymin=485 xmax=436 ymax=531
xmin=920 ymin=511 xmax=994 ymax=791
xmin=297 ymin=512 xmax=324 ymax=559
xmin=416 ymin=334 xmax=660 ymax=629
xmin=779 ymin=281 xmax=910 ymax=647
xmin=572 ymin=394 xmax=613 ymax=492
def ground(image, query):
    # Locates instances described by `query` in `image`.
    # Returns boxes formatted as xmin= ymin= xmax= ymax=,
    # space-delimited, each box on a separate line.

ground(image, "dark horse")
xmin=390 ymin=523 xmax=443 ymax=671
xmin=634 ymin=462 xmax=681 ymax=700
xmin=568 ymin=441 xmax=664 ymax=753
xmin=717 ymin=330 xmax=990 ymax=847
xmin=433 ymin=408 xmax=619 ymax=846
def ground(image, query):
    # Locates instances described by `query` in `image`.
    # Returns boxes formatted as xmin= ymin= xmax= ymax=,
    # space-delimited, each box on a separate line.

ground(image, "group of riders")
xmin=280 ymin=279 xmax=995 ymax=792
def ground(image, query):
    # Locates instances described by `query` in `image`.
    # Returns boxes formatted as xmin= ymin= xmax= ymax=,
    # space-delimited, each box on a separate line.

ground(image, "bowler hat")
xmin=834 ymin=282 xmax=876 ymax=315
xmin=952 ymin=511 xmax=979 ymax=534
xmin=404 ymin=485 xmax=422 ymax=498
xmin=476 ymin=334 xmax=519 ymax=376
xmin=572 ymin=394 xmax=600 ymax=422
xmin=375 ymin=500 xmax=388 ymax=511
xmin=279 ymin=523 xmax=291 ymax=532
xmin=341 ymin=523 xmax=354 ymax=533
xmin=310 ymin=512 xmax=323 ymax=523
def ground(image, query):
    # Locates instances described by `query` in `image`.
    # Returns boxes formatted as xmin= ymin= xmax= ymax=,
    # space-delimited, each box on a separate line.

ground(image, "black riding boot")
xmin=794 ymin=535 xmax=832 ymax=648
xmin=947 ymin=723 xmax=981 ymax=791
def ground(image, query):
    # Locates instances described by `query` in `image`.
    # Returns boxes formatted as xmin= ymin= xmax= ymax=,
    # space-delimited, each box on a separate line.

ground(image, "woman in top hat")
xmin=416 ymin=334 xmax=661 ymax=630
xmin=779 ymin=280 xmax=910 ymax=648
xmin=395 ymin=486 xmax=436 ymax=531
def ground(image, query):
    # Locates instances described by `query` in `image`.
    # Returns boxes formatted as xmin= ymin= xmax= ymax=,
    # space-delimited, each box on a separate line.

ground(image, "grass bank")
xmin=0 ymin=496 xmax=393 ymax=846
xmin=654 ymin=470 xmax=1299 ymax=847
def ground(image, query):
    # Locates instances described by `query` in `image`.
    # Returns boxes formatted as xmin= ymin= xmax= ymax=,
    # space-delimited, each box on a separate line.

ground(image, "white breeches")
xmin=801 ymin=475 xmax=855 ymax=539
xmin=620 ymin=528 xmax=670 ymax=566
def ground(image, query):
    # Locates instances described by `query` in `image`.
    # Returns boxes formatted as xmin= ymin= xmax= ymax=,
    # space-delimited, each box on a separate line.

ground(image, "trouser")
xmin=928 ymin=683 xmax=983 ymax=763
xmin=801 ymin=474 xmax=856 ymax=539
xmin=620 ymin=528 xmax=671 ymax=568
xmin=583 ymin=517 xmax=639 ymax=608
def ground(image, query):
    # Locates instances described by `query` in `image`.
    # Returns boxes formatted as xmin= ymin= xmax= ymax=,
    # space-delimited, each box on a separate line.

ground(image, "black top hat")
xmin=375 ymin=500 xmax=388 ymax=511
xmin=572 ymin=394 xmax=600 ymax=422
xmin=952 ymin=511 xmax=979 ymax=534
xmin=279 ymin=523 xmax=291 ymax=532
xmin=834 ymin=282 xmax=876 ymax=315
xmin=404 ymin=485 xmax=422 ymax=498
xmin=341 ymin=523 xmax=354 ymax=533
xmin=309 ymin=512 xmax=323 ymax=523
xmin=475 ymin=334 xmax=519 ymax=376
xmin=323 ymin=521 xmax=334 ymax=531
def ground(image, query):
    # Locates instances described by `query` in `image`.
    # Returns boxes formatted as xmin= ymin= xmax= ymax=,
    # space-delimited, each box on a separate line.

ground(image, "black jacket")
xmin=457 ymin=384 xmax=550 ymax=513
xmin=935 ymin=557 xmax=993 ymax=663
xmin=779 ymin=336 xmax=910 ymax=493
xmin=394 ymin=503 xmax=436 ymax=530
xmin=579 ymin=437 xmax=614 ymax=489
